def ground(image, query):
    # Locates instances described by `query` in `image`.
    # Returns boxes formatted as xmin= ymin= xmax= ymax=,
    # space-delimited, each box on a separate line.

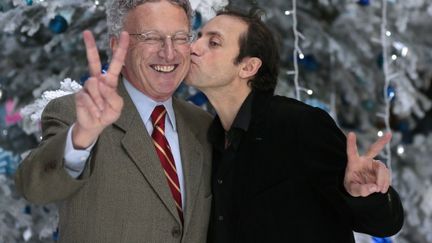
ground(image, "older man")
xmin=15 ymin=1 xmax=212 ymax=242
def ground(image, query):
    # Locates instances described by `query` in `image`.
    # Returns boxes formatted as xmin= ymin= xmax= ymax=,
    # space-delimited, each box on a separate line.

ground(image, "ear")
xmin=239 ymin=57 xmax=262 ymax=79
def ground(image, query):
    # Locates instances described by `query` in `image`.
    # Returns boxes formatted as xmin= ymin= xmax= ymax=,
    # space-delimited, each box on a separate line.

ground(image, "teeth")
xmin=153 ymin=65 xmax=175 ymax=73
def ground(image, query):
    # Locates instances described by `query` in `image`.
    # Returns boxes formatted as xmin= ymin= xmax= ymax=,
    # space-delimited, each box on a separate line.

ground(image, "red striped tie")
xmin=151 ymin=105 xmax=183 ymax=223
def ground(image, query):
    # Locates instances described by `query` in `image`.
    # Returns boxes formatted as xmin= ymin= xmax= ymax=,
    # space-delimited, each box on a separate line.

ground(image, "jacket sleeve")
xmin=300 ymin=107 xmax=404 ymax=237
xmin=15 ymin=95 xmax=89 ymax=204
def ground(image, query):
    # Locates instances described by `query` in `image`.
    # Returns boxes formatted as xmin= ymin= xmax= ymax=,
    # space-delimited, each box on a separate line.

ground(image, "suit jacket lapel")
xmin=114 ymin=81 xmax=181 ymax=223
xmin=173 ymin=98 xmax=204 ymax=232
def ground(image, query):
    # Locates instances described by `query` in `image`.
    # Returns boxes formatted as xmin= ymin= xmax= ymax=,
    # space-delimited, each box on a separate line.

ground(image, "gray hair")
xmin=107 ymin=0 xmax=193 ymax=38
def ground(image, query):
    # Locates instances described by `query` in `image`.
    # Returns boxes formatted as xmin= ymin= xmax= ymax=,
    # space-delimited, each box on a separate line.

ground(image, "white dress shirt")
xmin=63 ymin=79 xmax=185 ymax=208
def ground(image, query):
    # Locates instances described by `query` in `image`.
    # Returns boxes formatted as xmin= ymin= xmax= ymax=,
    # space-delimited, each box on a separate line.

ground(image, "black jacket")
xmin=208 ymin=91 xmax=404 ymax=243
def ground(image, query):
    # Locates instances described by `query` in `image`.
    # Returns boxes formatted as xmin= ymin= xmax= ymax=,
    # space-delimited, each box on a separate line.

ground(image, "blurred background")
xmin=0 ymin=0 xmax=431 ymax=242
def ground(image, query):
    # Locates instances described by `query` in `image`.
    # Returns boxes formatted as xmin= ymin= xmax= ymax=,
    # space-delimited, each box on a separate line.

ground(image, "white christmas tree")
xmin=0 ymin=0 xmax=431 ymax=242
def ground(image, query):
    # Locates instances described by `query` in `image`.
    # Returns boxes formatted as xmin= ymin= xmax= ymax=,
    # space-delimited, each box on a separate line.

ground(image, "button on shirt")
xmin=207 ymin=91 xmax=253 ymax=243
xmin=63 ymin=79 xmax=185 ymax=208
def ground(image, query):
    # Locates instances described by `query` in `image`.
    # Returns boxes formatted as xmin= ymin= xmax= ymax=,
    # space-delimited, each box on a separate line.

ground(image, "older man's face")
xmin=119 ymin=0 xmax=191 ymax=101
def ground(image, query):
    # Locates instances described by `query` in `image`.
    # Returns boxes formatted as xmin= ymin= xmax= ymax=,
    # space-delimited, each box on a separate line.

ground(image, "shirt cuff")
xmin=63 ymin=124 xmax=96 ymax=178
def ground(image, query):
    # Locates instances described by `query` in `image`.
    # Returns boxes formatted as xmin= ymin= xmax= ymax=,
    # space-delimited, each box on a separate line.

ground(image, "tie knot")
xmin=151 ymin=105 xmax=166 ymax=128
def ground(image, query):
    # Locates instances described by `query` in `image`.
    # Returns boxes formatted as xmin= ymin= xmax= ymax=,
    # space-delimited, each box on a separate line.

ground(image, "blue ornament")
xmin=79 ymin=75 xmax=89 ymax=85
xmin=396 ymin=120 xmax=412 ymax=143
xmin=80 ymin=63 xmax=110 ymax=85
xmin=101 ymin=63 xmax=109 ymax=74
xmin=26 ymin=0 xmax=33 ymax=5
xmin=298 ymin=54 xmax=319 ymax=72
xmin=357 ymin=0 xmax=370 ymax=6
xmin=43 ymin=206 xmax=51 ymax=213
xmin=377 ymin=53 xmax=383 ymax=69
xmin=52 ymin=228 xmax=59 ymax=241
xmin=372 ymin=237 xmax=392 ymax=243
xmin=0 ymin=160 xmax=5 ymax=174
xmin=387 ymin=86 xmax=396 ymax=100
xmin=24 ymin=205 xmax=32 ymax=214
xmin=187 ymin=92 xmax=208 ymax=106
xmin=397 ymin=120 xmax=409 ymax=132
xmin=304 ymin=98 xmax=331 ymax=113
xmin=361 ymin=99 xmax=375 ymax=111
xmin=0 ymin=148 xmax=20 ymax=175
xmin=49 ymin=15 xmax=68 ymax=34
xmin=192 ymin=11 xmax=202 ymax=31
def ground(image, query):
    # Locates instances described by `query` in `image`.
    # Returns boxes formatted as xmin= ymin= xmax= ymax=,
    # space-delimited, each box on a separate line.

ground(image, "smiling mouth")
xmin=151 ymin=64 xmax=178 ymax=73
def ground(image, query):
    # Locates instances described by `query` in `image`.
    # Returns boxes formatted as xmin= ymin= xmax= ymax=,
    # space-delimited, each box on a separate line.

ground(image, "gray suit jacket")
xmin=15 ymin=82 xmax=213 ymax=243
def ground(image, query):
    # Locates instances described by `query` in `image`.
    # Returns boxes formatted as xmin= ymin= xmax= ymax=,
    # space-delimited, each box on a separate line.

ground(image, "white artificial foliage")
xmin=191 ymin=0 xmax=229 ymax=21
xmin=1 ymin=0 xmax=431 ymax=242
xmin=420 ymin=185 xmax=432 ymax=217
xmin=20 ymin=78 xmax=82 ymax=135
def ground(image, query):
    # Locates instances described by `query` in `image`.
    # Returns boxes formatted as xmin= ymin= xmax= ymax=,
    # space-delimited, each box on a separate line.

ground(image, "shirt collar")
xmin=123 ymin=79 xmax=177 ymax=131
xmin=208 ymin=91 xmax=254 ymax=150
xmin=230 ymin=91 xmax=254 ymax=132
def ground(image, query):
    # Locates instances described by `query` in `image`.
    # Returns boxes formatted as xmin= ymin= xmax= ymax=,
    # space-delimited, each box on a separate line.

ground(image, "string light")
xmin=286 ymin=0 xmax=312 ymax=100
xmin=393 ymin=42 xmax=409 ymax=57
xmin=401 ymin=47 xmax=408 ymax=57
xmin=299 ymin=87 xmax=313 ymax=95
xmin=377 ymin=130 xmax=384 ymax=137
xmin=397 ymin=145 xmax=405 ymax=155
xmin=289 ymin=0 xmax=303 ymax=100
xmin=380 ymin=0 xmax=392 ymax=171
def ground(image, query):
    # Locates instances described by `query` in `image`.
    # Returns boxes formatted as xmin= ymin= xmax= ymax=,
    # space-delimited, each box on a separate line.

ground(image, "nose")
xmin=190 ymin=40 xmax=200 ymax=57
xmin=159 ymin=38 xmax=175 ymax=61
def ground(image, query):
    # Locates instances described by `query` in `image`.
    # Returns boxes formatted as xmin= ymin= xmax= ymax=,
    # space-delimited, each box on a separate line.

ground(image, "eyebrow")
xmin=202 ymin=30 xmax=223 ymax=38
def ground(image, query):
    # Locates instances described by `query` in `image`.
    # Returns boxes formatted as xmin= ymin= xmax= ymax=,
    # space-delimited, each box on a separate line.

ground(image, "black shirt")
xmin=206 ymin=90 xmax=403 ymax=243
xmin=207 ymin=92 xmax=253 ymax=243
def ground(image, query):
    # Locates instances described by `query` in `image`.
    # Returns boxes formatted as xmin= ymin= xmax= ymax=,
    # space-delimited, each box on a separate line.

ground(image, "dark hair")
xmin=217 ymin=8 xmax=280 ymax=92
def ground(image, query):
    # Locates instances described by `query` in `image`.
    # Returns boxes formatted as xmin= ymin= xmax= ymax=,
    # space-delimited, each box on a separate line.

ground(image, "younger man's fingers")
xmin=365 ymin=133 xmax=392 ymax=159
xmin=346 ymin=132 xmax=359 ymax=162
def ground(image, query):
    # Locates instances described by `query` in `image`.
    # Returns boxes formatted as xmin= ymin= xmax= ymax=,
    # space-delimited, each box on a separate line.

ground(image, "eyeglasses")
xmin=129 ymin=31 xmax=195 ymax=47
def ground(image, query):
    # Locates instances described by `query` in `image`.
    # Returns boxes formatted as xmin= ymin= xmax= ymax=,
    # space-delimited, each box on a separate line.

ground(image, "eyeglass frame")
xmin=129 ymin=30 xmax=195 ymax=48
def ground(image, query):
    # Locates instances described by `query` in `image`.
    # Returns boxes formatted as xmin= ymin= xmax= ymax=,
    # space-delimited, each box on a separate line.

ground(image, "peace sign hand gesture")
xmin=344 ymin=132 xmax=392 ymax=197
xmin=72 ymin=30 xmax=130 ymax=149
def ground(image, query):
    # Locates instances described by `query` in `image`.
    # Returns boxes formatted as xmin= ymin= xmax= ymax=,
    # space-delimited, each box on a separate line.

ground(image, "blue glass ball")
xmin=304 ymin=98 xmax=330 ymax=113
xmin=101 ymin=63 xmax=109 ymax=74
xmin=80 ymin=63 xmax=110 ymax=85
xmin=24 ymin=205 xmax=32 ymax=214
xmin=357 ymin=0 xmax=370 ymax=6
xmin=361 ymin=100 xmax=375 ymax=111
xmin=377 ymin=53 xmax=383 ymax=69
xmin=187 ymin=92 xmax=208 ymax=106
xmin=52 ymin=228 xmax=59 ymax=241
xmin=26 ymin=0 xmax=33 ymax=5
xmin=372 ymin=237 xmax=392 ymax=243
xmin=192 ymin=11 xmax=202 ymax=31
xmin=298 ymin=54 xmax=319 ymax=72
xmin=49 ymin=15 xmax=68 ymax=34
xmin=387 ymin=86 xmax=396 ymax=100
